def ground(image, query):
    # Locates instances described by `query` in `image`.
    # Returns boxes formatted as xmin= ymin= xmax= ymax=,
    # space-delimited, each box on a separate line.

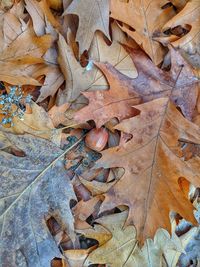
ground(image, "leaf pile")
xmin=0 ymin=1 xmax=200 ymax=267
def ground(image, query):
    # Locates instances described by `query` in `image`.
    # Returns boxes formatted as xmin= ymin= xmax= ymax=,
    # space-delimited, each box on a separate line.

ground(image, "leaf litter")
xmin=0 ymin=1 xmax=200 ymax=267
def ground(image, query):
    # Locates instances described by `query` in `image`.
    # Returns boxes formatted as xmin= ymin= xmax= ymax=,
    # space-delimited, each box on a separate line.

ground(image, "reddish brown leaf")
xmin=75 ymin=62 xmax=141 ymax=128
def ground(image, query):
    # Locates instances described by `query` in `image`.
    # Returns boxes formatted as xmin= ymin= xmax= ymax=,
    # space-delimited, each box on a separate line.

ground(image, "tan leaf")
xmin=96 ymin=98 xmax=200 ymax=242
xmin=48 ymin=103 xmax=70 ymax=127
xmin=110 ymin=0 xmax=176 ymax=64
xmin=37 ymin=67 xmax=64 ymax=102
xmin=162 ymin=0 xmax=200 ymax=55
xmin=63 ymin=246 xmax=96 ymax=267
xmin=88 ymin=29 xmax=137 ymax=91
xmin=63 ymin=0 xmax=110 ymax=54
xmin=57 ymin=33 xmax=93 ymax=103
xmin=3 ymin=102 xmax=61 ymax=146
xmin=79 ymin=224 xmax=112 ymax=246
xmin=0 ymin=14 xmax=52 ymax=85
xmin=73 ymin=196 xmax=102 ymax=230
xmin=79 ymin=176 xmax=116 ymax=196
xmin=57 ymin=29 xmax=138 ymax=103
xmin=164 ymin=227 xmax=197 ymax=267
xmin=85 ymin=211 xmax=137 ymax=267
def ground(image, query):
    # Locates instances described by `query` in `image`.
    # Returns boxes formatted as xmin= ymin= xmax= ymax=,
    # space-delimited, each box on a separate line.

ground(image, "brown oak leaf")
xmin=96 ymin=98 xmax=200 ymax=242
xmin=63 ymin=0 xmax=110 ymax=54
xmin=75 ymin=62 xmax=141 ymax=128
xmin=110 ymin=0 xmax=176 ymax=64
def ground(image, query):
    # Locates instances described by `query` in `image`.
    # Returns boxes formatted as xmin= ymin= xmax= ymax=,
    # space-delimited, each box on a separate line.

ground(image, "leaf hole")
xmin=69 ymin=199 xmax=77 ymax=209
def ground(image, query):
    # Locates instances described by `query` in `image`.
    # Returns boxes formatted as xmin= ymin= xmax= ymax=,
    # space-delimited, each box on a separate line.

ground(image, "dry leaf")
xmin=48 ymin=103 xmax=70 ymax=127
xmin=84 ymin=211 xmax=137 ymax=267
xmin=122 ymin=45 xmax=199 ymax=120
xmin=57 ymin=33 xmax=93 ymax=103
xmin=162 ymin=0 xmax=200 ymax=55
xmin=110 ymin=0 xmax=176 ymax=64
xmin=0 ymin=133 xmax=76 ymax=267
xmin=64 ymin=0 xmax=110 ymax=54
xmin=75 ymin=62 xmax=141 ymax=128
xmin=63 ymin=247 xmax=96 ymax=267
xmin=0 ymin=13 xmax=52 ymax=85
xmin=131 ymin=229 xmax=183 ymax=267
xmin=79 ymin=225 xmax=112 ymax=247
xmin=2 ymin=101 xmax=62 ymax=146
xmin=73 ymin=196 xmax=102 ymax=230
xmin=88 ymin=28 xmax=137 ymax=91
xmin=96 ymin=98 xmax=200 ymax=242
xmin=79 ymin=176 xmax=116 ymax=196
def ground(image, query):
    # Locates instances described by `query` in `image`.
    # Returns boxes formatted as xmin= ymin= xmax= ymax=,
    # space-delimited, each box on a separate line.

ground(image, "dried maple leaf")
xmin=63 ymin=0 xmax=110 ymax=54
xmin=96 ymin=98 xmax=200 ymax=242
xmin=0 ymin=133 xmax=76 ymax=267
xmin=161 ymin=0 xmax=200 ymax=55
xmin=75 ymin=62 xmax=141 ymax=128
xmin=110 ymin=0 xmax=176 ymax=64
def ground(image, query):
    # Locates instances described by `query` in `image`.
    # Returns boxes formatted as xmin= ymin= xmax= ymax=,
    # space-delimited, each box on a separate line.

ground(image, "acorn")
xmin=85 ymin=127 xmax=108 ymax=152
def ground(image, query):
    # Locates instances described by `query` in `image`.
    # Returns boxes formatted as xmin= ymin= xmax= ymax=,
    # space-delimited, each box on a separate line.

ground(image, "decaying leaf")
xmin=0 ymin=0 xmax=200 ymax=265
xmin=64 ymin=0 xmax=110 ymax=54
xmin=75 ymin=62 xmax=141 ymax=128
xmin=110 ymin=0 xmax=176 ymax=64
xmin=79 ymin=224 xmax=112 ymax=247
xmin=96 ymin=98 xmax=200 ymax=242
xmin=0 ymin=133 xmax=76 ymax=267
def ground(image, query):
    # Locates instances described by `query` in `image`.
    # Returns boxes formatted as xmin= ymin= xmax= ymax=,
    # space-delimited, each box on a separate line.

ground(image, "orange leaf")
xmin=96 ymin=98 xmax=200 ymax=243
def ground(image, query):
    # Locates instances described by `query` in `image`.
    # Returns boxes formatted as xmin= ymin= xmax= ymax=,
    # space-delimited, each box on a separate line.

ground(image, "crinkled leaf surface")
xmin=96 ymin=98 xmax=200 ymax=242
xmin=0 ymin=133 xmax=76 ymax=267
